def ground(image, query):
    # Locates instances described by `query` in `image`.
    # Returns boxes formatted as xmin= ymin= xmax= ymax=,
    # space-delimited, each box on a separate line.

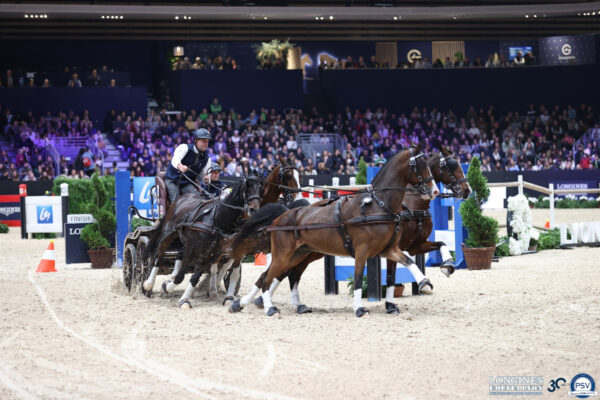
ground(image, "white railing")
xmin=487 ymin=175 xmax=600 ymax=228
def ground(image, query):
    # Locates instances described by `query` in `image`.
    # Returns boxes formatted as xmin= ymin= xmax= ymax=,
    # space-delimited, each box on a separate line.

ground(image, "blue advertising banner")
xmin=133 ymin=177 xmax=158 ymax=218
xmin=553 ymin=180 xmax=599 ymax=198
xmin=538 ymin=35 xmax=596 ymax=65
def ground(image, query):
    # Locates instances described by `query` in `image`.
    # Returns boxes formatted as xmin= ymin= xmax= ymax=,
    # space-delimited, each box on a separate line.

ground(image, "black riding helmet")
xmin=193 ymin=128 xmax=211 ymax=140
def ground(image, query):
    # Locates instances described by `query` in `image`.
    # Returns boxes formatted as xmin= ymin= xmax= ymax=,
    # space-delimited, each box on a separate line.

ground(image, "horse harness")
xmin=267 ymin=150 xmax=434 ymax=257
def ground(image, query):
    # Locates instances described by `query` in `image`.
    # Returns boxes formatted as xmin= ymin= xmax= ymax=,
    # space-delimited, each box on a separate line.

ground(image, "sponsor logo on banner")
xmin=562 ymin=43 xmax=572 ymax=55
xmin=569 ymin=373 xmax=597 ymax=398
xmin=489 ymin=376 xmax=544 ymax=396
xmin=407 ymin=49 xmax=422 ymax=63
xmin=36 ymin=205 xmax=53 ymax=224
xmin=553 ymin=181 xmax=598 ymax=198
xmin=133 ymin=177 xmax=158 ymax=218
xmin=0 ymin=206 xmax=20 ymax=218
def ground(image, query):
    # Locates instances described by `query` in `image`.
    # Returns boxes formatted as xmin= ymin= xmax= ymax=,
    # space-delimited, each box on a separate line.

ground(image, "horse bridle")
xmin=278 ymin=165 xmax=301 ymax=204
xmin=237 ymin=176 xmax=263 ymax=213
xmin=439 ymin=155 xmax=469 ymax=197
xmin=406 ymin=150 xmax=435 ymax=196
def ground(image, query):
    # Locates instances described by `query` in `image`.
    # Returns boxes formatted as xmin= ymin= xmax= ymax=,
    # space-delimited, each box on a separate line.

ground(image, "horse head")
xmin=240 ymin=172 xmax=264 ymax=216
xmin=261 ymin=157 xmax=301 ymax=206
xmin=405 ymin=143 xmax=439 ymax=200
xmin=430 ymin=146 xmax=471 ymax=199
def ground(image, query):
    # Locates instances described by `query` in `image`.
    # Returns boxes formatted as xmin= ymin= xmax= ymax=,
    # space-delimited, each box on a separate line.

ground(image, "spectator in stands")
xmin=180 ymin=57 xmax=192 ymax=70
xmin=4 ymin=70 xmax=14 ymax=88
xmin=109 ymin=78 xmax=117 ymax=87
xmin=524 ymin=52 xmax=536 ymax=65
xmin=68 ymin=73 xmax=82 ymax=88
xmin=210 ymin=98 xmax=222 ymax=115
xmin=357 ymin=56 xmax=367 ymax=68
xmin=344 ymin=56 xmax=357 ymax=69
xmin=367 ymin=55 xmax=379 ymax=68
xmin=161 ymin=95 xmax=175 ymax=111
xmin=41 ymin=78 xmax=51 ymax=88
xmin=192 ymin=57 xmax=204 ymax=70
xmin=87 ymin=69 xmax=102 ymax=86
xmin=513 ymin=51 xmax=525 ymax=66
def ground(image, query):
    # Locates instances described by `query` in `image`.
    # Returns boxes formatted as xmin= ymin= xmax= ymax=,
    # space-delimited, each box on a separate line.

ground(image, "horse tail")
xmin=223 ymin=203 xmax=289 ymax=251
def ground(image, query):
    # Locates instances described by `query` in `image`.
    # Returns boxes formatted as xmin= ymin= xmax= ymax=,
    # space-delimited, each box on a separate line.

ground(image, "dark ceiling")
xmin=1 ymin=1 xmax=599 ymax=40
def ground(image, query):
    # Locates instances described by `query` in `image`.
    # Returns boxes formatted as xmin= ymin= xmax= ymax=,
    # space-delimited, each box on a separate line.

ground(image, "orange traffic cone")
xmin=544 ymin=219 xmax=550 ymax=229
xmin=36 ymin=240 xmax=57 ymax=273
xmin=254 ymin=252 xmax=267 ymax=266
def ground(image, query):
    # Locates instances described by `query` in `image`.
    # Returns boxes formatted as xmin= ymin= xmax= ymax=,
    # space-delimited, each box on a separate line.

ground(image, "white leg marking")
xmin=169 ymin=259 xmax=182 ymax=279
xmin=226 ymin=266 xmax=240 ymax=297
xmin=407 ymin=263 xmax=426 ymax=283
xmin=180 ymin=283 xmax=195 ymax=303
xmin=386 ymin=286 xmax=395 ymax=302
xmin=268 ymin=278 xmax=280 ymax=297
xmin=290 ymin=282 xmax=301 ymax=308
xmin=143 ymin=266 xmax=159 ymax=291
xmin=440 ymin=245 xmax=452 ymax=263
xmin=240 ymin=285 xmax=259 ymax=306
xmin=262 ymin=290 xmax=274 ymax=313
xmin=209 ymin=263 xmax=218 ymax=297
xmin=353 ymin=288 xmax=362 ymax=311
xmin=165 ymin=280 xmax=178 ymax=293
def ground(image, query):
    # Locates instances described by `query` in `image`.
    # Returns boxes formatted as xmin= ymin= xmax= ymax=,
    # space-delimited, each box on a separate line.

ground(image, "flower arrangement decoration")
xmin=507 ymin=194 xmax=539 ymax=255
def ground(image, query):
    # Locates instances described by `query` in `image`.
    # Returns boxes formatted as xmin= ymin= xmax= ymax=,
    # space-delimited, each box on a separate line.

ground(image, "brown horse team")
xmin=140 ymin=145 xmax=471 ymax=318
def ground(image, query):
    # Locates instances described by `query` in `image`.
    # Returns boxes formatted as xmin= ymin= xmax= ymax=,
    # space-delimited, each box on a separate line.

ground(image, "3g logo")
xmin=548 ymin=377 xmax=566 ymax=392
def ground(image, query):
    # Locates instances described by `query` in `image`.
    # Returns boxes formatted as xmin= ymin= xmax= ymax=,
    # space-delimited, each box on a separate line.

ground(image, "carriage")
xmin=122 ymin=162 xmax=302 ymax=298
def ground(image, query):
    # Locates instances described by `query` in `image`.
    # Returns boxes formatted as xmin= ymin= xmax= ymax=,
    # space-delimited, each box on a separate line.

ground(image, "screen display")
xmin=508 ymin=46 xmax=532 ymax=61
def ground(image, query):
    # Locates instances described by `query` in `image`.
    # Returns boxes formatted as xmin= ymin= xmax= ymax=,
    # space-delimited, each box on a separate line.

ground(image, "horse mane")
xmin=371 ymin=150 xmax=405 ymax=187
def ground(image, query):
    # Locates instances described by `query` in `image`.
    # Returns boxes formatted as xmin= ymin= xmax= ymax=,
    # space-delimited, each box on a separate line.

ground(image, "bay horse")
xmin=141 ymin=173 xmax=263 ymax=298
xmin=231 ymin=145 xmax=439 ymax=317
xmin=175 ymin=159 xmax=305 ymax=308
xmin=228 ymin=147 xmax=469 ymax=316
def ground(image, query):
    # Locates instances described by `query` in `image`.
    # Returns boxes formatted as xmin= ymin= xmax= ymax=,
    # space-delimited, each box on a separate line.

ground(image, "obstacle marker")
xmin=36 ymin=240 xmax=57 ymax=273
xmin=254 ymin=252 xmax=267 ymax=266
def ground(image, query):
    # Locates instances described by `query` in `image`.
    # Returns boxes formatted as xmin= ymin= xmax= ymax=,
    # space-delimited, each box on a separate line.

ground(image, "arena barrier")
xmin=488 ymin=175 xmax=600 ymax=229
xmin=19 ymin=183 xmax=69 ymax=239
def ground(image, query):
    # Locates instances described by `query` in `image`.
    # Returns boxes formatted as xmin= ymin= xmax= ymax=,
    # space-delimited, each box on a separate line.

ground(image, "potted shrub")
xmin=459 ymin=157 xmax=498 ymax=270
xmin=80 ymin=174 xmax=116 ymax=269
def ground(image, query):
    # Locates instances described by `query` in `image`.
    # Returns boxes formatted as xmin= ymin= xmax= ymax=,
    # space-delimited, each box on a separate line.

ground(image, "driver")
xmin=202 ymin=163 xmax=226 ymax=198
xmin=164 ymin=128 xmax=211 ymax=203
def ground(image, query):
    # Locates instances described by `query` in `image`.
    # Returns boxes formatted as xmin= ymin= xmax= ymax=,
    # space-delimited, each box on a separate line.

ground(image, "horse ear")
xmin=412 ymin=143 xmax=422 ymax=153
xmin=441 ymin=146 xmax=451 ymax=156
xmin=278 ymin=154 xmax=286 ymax=165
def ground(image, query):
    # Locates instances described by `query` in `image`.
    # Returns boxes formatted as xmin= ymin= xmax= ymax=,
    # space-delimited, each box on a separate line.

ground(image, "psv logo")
xmin=37 ymin=206 xmax=53 ymax=224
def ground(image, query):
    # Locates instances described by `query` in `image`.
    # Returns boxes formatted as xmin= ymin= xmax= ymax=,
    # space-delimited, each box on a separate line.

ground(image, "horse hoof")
xmin=355 ymin=307 xmax=370 ymax=318
xmin=296 ymin=305 xmax=312 ymax=314
xmin=441 ymin=262 xmax=455 ymax=277
xmin=161 ymin=281 xmax=169 ymax=294
xmin=418 ymin=278 xmax=433 ymax=294
xmin=253 ymin=296 xmax=264 ymax=309
xmin=266 ymin=306 xmax=280 ymax=317
xmin=222 ymin=296 xmax=234 ymax=306
xmin=179 ymin=300 xmax=192 ymax=309
xmin=385 ymin=302 xmax=399 ymax=315
xmin=209 ymin=292 xmax=218 ymax=300
xmin=229 ymin=299 xmax=243 ymax=313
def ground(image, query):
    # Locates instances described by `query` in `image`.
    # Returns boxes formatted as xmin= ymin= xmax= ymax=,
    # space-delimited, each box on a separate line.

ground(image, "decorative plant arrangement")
xmin=355 ymin=157 xmax=368 ymax=185
xmin=459 ymin=156 xmax=499 ymax=270
xmin=507 ymin=194 xmax=540 ymax=255
xmin=254 ymin=39 xmax=294 ymax=69
xmin=529 ymin=195 xmax=599 ymax=209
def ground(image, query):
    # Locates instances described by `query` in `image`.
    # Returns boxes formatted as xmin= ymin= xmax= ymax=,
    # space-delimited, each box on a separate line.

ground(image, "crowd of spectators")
xmin=172 ymin=56 xmax=239 ymax=71
xmin=0 ymin=66 xmax=120 ymax=88
xmin=102 ymin=100 xmax=599 ymax=179
xmin=2 ymin=101 xmax=599 ymax=182
xmin=318 ymin=52 xmax=536 ymax=70
xmin=0 ymin=106 xmax=107 ymax=181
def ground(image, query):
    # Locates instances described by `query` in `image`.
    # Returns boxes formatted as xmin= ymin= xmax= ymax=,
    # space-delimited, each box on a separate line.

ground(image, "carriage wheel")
xmin=123 ymin=243 xmax=136 ymax=293
xmin=135 ymin=236 xmax=153 ymax=297
xmin=224 ymin=267 xmax=242 ymax=296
